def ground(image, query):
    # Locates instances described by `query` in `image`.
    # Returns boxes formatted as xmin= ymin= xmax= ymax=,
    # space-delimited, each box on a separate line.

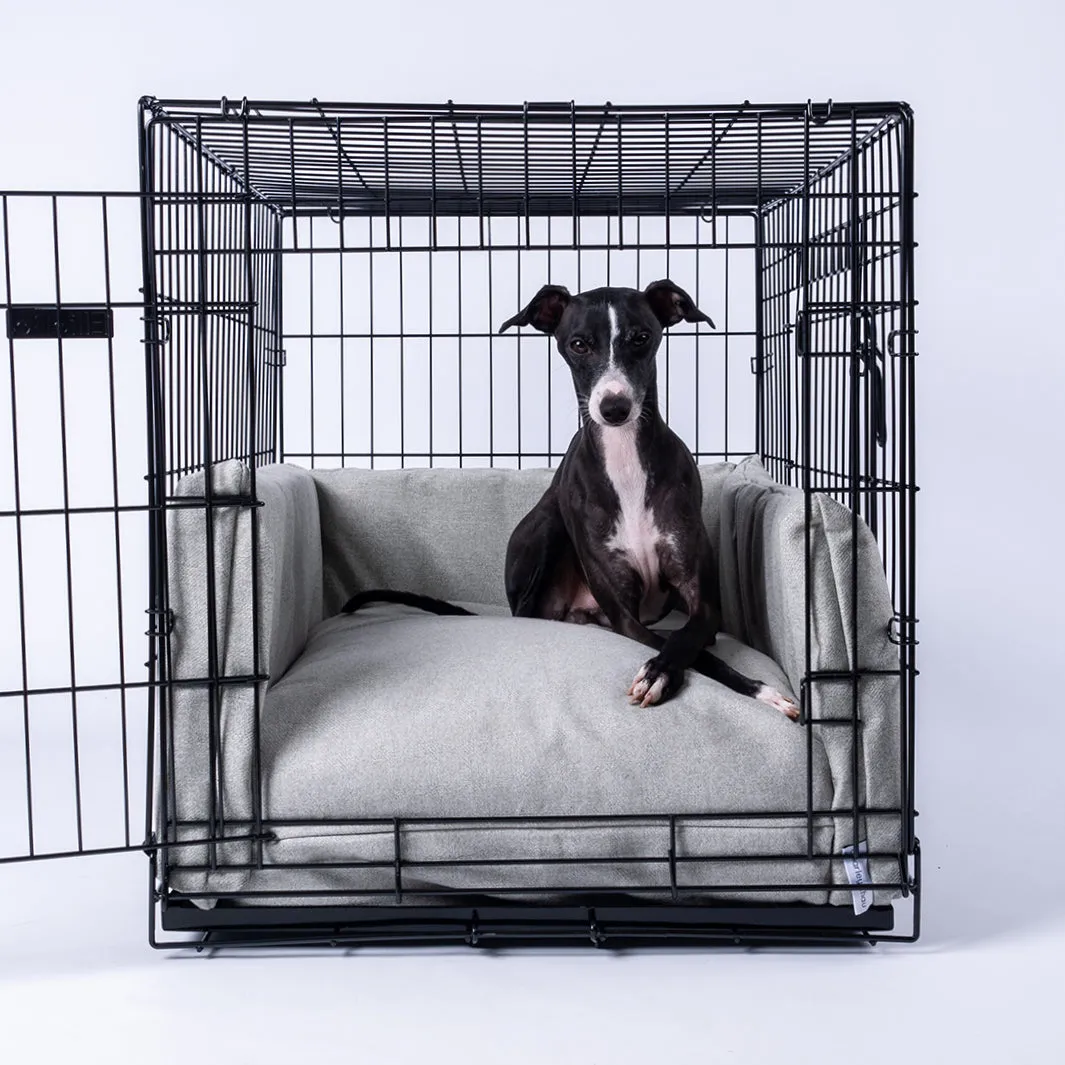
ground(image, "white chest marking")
xmin=600 ymin=423 xmax=665 ymax=614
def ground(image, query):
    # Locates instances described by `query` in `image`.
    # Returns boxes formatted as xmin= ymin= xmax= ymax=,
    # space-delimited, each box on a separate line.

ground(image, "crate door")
xmin=0 ymin=191 xmax=158 ymax=865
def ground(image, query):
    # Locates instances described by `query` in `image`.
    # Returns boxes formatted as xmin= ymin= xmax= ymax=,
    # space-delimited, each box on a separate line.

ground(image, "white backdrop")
xmin=1 ymin=1 xmax=1062 ymax=1062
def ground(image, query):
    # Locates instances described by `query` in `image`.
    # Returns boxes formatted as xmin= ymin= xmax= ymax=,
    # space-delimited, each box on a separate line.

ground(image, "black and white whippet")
xmin=343 ymin=280 xmax=798 ymax=718
xmin=497 ymin=281 xmax=798 ymax=716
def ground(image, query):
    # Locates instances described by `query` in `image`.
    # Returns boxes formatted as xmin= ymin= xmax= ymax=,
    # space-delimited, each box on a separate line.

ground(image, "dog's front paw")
xmin=755 ymin=684 xmax=801 ymax=721
xmin=627 ymin=658 xmax=682 ymax=708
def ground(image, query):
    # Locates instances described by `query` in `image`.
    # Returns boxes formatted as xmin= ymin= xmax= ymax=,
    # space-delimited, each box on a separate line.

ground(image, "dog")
xmin=344 ymin=280 xmax=798 ymax=719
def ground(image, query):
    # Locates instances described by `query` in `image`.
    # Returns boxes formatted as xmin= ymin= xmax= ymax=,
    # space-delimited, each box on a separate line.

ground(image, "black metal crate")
xmin=0 ymin=98 xmax=918 ymax=949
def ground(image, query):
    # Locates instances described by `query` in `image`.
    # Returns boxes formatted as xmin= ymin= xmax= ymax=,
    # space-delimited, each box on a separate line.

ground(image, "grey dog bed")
xmin=163 ymin=458 xmax=902 ymax=908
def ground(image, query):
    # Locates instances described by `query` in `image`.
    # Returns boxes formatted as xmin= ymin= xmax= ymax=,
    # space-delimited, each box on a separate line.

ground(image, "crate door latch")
xmin=6 ymin=305 xmax=114 ymax=340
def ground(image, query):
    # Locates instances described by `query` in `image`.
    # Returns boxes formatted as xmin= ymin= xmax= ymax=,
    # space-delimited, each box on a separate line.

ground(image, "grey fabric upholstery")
xmin=311 ymin=464 xmax=734 ymax=616
xmin=219 ymin=603 xmax=832 ymax=905
xmin=165 ymin=461 xmax=323 ymax=895
xmin=165 ymin=458 xmax=902 ymax=909
xmin=718 ymin=457 xmax=902 ymax=903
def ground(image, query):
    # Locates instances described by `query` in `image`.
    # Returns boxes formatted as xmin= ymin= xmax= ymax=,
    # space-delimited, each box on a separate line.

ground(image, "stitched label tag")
xmin=841 ymin=841 xmax=872 ymax=916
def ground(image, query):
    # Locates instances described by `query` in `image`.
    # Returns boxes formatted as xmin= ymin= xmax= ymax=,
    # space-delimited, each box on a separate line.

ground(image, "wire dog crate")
xmin=0 ymin=98 xmax=918 ymax=948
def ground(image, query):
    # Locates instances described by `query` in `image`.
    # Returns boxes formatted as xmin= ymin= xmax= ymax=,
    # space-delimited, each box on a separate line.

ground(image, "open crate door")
xmin=0 ymin=189 xmax=161 ymax=866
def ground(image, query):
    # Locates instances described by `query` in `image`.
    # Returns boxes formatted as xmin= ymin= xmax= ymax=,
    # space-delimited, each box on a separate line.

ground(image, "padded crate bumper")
xmin=160 ymin=459 xmax=905 ymax=914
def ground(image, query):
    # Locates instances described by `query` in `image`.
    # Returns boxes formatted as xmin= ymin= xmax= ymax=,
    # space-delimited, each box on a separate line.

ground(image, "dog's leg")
xmin=628 ymin=613 xmax=716 ymax=707
xmin=506 ymin=485 xmax=584 ymax=620
xmin=623 ymin=555 xmax=720 ymax=708
xmin=637 ymin=540 xmax=799 ymax=718
xmin=688 ymin=639 xmax=801 ymax=721
xmin=631 ymin=615 xmax=799 ymax=718
xmin=571 ymin=550 xmax=679 ymax=706
xmin=581 ymin=549 xmax=799 ymax=717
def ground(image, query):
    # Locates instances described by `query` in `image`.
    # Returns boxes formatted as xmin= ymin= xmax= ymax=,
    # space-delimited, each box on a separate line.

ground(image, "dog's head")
xmin=498 ymin=281 xmax=714 ymax=428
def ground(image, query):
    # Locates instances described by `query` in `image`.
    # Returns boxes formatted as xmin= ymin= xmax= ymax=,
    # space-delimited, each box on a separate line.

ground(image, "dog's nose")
xmin=599 ymin=394 xmax=632 ymax=425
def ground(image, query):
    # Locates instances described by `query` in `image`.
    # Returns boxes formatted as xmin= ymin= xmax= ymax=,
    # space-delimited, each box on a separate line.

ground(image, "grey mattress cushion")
xmin=311 ymin=463 xmax=734 ymax=615
xmin=183 ymin=602 xmax=835 ymax=906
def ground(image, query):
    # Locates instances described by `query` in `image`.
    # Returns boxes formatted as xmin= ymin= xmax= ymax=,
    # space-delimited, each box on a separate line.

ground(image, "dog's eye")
xmin=632 ymin=331 xmax=651 ymax=346
xmin=569 ymin=338 xmax=590 ymax=355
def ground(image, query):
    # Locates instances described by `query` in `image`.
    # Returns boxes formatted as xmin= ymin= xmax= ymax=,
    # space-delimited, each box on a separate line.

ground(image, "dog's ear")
xmin=498 ymin=284 xmax=571 ymax=335
xmin=643 ymin=280 xmax=716 ymax=330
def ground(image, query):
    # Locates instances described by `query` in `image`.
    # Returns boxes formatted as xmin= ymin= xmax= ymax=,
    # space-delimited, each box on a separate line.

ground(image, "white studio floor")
xmin=0 ymin=860 xmax=1061 ymax=1064
xmin=1 ymin=700 xmax=1062 ymax=1065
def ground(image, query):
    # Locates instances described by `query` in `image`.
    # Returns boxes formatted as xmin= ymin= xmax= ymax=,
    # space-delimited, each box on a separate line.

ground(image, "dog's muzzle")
xmin=590 ymin=371 xmax=639 ymax=427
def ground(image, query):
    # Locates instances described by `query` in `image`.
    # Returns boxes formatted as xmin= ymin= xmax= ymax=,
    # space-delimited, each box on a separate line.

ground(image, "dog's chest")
xmin=600 ymin=427 xmax=668 ymax=608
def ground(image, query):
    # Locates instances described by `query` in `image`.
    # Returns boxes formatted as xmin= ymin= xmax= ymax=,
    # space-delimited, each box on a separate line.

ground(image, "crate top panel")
xmin=143 ymin=98 xmax=909 ymax=218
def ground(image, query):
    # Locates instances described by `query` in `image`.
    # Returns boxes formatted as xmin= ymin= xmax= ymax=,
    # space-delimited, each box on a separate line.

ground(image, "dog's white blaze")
xmin=600 ymin=420 xmax=665 ymax=618
xmin=590 ymin=302 xmax=636 ymax=426
xmin=607 ymin=304 xmax=619 ymax=367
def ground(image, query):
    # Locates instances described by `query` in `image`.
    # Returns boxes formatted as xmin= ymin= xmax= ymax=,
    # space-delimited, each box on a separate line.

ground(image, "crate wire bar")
xmin=0 ymin=98 xmax=918 ymax=948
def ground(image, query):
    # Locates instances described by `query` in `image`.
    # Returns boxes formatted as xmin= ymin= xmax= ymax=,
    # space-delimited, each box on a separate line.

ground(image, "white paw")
xmin=627 ymin=664 xmax=669 ymax=707
xmin=627 ymin=664 xmax=651 ymax=702
xmin=756 ymin=684 xmax=801 ymax=721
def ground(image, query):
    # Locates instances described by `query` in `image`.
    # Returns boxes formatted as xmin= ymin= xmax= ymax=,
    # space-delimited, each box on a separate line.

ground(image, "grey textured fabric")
xmin=165 ymin=461 xmax=323 ymax=896
xmin=718 ymin=457 xmax=902 ymax=904
xmin=166 ymin=457 xmax=902 ymax=909
xmin=311 ymin=463 xmax=734 ymax=616
xmin=239 ymin=603 xmax=832 ymax=904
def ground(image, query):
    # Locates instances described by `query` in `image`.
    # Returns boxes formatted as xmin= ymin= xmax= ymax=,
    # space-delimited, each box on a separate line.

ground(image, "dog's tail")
xmin=341 ymin=589 xmax=476 ymax=617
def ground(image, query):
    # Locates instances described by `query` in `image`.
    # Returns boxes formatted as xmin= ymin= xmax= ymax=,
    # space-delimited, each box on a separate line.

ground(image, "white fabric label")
xmin=841 ymin=841 xmax=872 ymax=916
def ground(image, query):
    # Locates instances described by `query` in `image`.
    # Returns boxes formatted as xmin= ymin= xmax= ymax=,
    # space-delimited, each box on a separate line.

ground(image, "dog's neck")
xmin=580 ymin=386 xmax=664 ymax=491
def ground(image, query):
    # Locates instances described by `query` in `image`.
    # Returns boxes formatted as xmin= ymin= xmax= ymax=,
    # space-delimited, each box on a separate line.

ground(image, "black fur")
xmin=342 ymin=589 xmax=475 ymax=617
xmin=496 ymin=281 xmax=796 ymax=715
